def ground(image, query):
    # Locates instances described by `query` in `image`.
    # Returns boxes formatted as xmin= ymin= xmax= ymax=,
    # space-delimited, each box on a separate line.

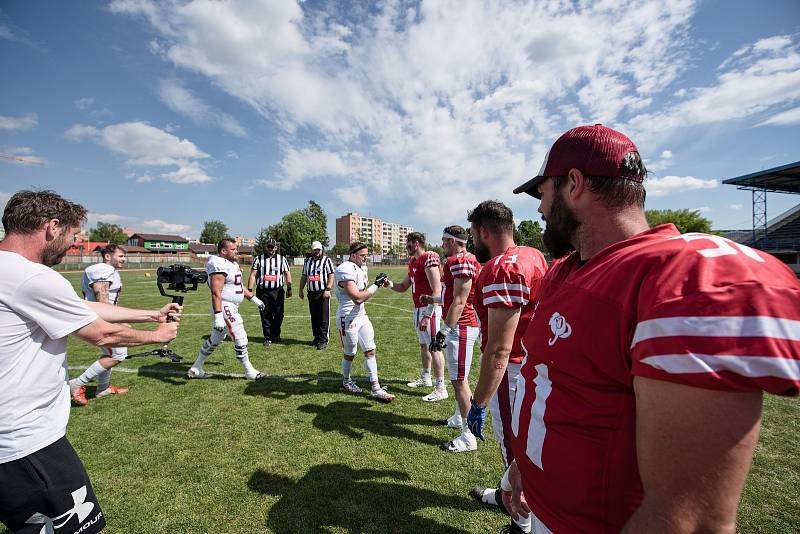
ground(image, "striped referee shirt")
xmin=252 ymin=253 xmax=290 ymax=289
xmin=302 ymin=255 xmax=335 ymax=292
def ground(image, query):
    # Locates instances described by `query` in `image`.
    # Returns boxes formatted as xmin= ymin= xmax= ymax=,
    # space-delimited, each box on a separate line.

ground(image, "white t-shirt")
xmin=206 ymin=255 xmax=245 ymax=306
xmin=0 ymin=251 xmax=98 ymax=463
xmin=82 ymin=262 xmax=122 ymax=305
xmin=335 ymin=261 xmax=368 ymax=320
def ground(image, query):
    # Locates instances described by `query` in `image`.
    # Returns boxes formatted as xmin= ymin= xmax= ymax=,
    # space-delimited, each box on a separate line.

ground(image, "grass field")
xmin=5 ymin=266 xmax=798 ymax=533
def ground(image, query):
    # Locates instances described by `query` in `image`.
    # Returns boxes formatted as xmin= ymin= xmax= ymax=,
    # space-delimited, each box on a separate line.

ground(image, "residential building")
xmin=336 ymin=212 xmax=414 ymax=255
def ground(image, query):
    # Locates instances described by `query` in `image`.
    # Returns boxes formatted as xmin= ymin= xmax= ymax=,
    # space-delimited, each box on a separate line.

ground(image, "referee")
xmin=299 ymin=241 xmax=335 ymax=350
xmin=248 ymin=238 xmax=292 ymax=346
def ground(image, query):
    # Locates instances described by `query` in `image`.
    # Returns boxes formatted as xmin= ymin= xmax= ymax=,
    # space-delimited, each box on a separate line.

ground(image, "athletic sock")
xmin=514 ymin=512 xmax=532 ymax=532
xmin=421 ymin=368 xmax=431 ymax=379
xmin=480 ymin=487 xmax=499 ymax=505
xmin=435 ymin=377 xmax=446 ymax=388
xmin=364 ymin=356 xmax=379 ymax=384
xmin=235 ymin=346 xmax=256 ymax=374
xmin=342 ymin=358 xmax=352 ymax=380
xmin=192 ymin=339 xmax=215 ymax=370
xmin=97 ymin=368 xmax=111 ymax=393
xmin=74 ymin=361 xmax=105 ymax=386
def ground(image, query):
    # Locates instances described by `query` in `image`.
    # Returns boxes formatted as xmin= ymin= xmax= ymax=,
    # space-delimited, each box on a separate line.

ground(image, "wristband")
xmin=387 ymin=280 xmax=394 ymax=289
xmin=422 ymin=304 xmax=434 ymax=318
xmin=367 ymin=284 xmax=378 ymax=295
xmin=500 ymin=463 xmax=513 ymax=492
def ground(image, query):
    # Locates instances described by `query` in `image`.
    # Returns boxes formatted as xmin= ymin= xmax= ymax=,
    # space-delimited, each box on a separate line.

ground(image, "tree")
xmin=645 ymin=209 xmax=713 ymax=234
xmin=330 ymin=243 xmax=350 ymax=258
xmin=200 ymin=220 xmax=229 ymax=244
xmin=303 ymin=200 xmax=329 ymax=247
xmin=89 ymin=222 xmax=127 ymax=245
xmin=426 ymin=243 xmax=443 ymax=258
xmin=516 ymin=220 xmax=544 ymax=250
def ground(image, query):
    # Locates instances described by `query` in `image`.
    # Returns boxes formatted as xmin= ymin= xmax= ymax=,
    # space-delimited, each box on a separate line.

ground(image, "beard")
xmin=41 ymin=232 xmax=72 ymax=267
xmin=542 ymin=191 xmax=579 ymax=259
xmin=473 ymin=239 xmax=492 ymax=263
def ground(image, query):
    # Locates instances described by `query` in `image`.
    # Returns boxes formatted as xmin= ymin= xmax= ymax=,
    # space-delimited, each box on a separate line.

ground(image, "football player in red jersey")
xmin=420 ymin=225 xmax=483 ymax=452
xmin=505 ymin=124 xmax=800 ymax=533
xmin=463 ymin=201 xmax=548 ymax=532
xmin=387 ymin=232 xmax=448 ymax=402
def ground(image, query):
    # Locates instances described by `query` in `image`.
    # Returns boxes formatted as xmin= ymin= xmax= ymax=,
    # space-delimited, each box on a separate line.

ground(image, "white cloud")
xmin=65 ymin=121 xmax=213 ymax=184
xmin=730 ymin=204 xmax=743 ymax=210
xmin=74 ymin=97 xmax=94 ymax=110
xmin=0 ymin=113 xmax=37 ymax=131
xmin=110 ymin=2 xmax=800 ymax=226
xmin=692 ymin=206 xmax=713 ymax=213
xmin=86 ymin=212 xmax=137 ymax=226
xmin=334 ymin=186 xmax=368 ymax=208
xmin=139 ymin=219 xmax=191 ymax=234
xmin=155 ymin=78 xmax=247 ymax=137
xmin=0 ymin=145 xmax=45 ymax=165
xmin=647 ymin=175 xmax=718 ymax=197
xmin=756 ymin=106 xmax=800 ymax=127
xmin=0 ymin=191 xmax=11 ymax=210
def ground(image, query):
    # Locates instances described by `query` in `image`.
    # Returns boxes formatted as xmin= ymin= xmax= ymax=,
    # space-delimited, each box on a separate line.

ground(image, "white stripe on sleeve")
xmin=482 ymin=283 xmax=530 ymax=294
xmin=640 ymin=353 xmax=800 ymax=380
xmin=632 ymin=316 xmax=800 ymax=348
xmin=483 ymin=294 xmax=528 ymax=306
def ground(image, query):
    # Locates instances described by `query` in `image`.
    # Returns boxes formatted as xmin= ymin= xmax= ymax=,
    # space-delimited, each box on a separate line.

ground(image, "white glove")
xmin=250 ymin=295 xmax=265 ymax=311
xmin=213 ymin=312 xmax=226 ymax=332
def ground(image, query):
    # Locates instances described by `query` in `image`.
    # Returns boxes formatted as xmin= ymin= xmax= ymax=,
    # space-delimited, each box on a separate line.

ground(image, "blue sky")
xmin=1 ymin=0 xmax=799 ymax=241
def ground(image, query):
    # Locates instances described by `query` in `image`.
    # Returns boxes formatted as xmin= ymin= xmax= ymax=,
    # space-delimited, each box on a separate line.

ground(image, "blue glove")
xmin=467 ymin=397 xmax=486 ymax=441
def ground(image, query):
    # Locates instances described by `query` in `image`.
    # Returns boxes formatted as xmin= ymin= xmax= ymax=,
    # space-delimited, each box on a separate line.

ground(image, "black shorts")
xmin=0 ymin=436 xmax=105 ymax=534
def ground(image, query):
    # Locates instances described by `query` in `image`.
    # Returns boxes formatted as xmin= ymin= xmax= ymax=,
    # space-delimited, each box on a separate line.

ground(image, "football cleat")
xmin=422 ymin=386 xmax=449 ymax=402
xmin=187 ymin=367 xmax=211 ymax=379
xmin=246 ymin=371 xmax=265 ymax=381
xmin=438 ymin=414 xmax=464 ymax=429
xmin=406 ymin=376 xmax=433 ymax=388
xmin=69 ymin=379 xmax=88 ymax=406
xmin=342 ymin=379 xmax=363 ymax=394
xmin=440 ymin=431 xmax=477 ymax=453
xmin=370 ymin=386 xmax=396 ymax=403
xmin=95 ymin=384 xmax=129 ymax=398
xmin=499 ymin=522 xmax=527 ymax=534
xmin=469 ymin=485 xmax=508 ymax=514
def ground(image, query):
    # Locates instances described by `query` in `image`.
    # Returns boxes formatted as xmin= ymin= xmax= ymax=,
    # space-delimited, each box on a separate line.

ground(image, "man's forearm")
xmin=472 ymin=347 xmax=510 ymax=406
xmin=445 ymin=298 xmax=467 ymax=328
xmin=84 ymin=301 xmax=159 ymax=323
xmin=211 ymin=293 xmax=222 ymax=312
xmin=92 ymin=322 xmax=165 ymax=348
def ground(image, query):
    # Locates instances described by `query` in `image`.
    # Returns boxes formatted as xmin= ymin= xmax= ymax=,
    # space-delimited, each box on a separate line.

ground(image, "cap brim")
xmin=513 ymin=175 xmax=545 ymax=199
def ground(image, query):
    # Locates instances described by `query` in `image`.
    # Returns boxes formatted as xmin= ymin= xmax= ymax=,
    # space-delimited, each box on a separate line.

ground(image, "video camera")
xmin=128 ymin=265 xmax=208 ymax=363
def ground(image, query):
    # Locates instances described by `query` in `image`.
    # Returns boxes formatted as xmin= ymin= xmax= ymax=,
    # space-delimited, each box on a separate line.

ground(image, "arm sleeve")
xmin=85 ymin=264 xmax=114 ymax=284
xmin=336 ymin=265 xmax=358 ymax=282
xmin=12 ymin=271 xmax=98 ymax=340
xmin=450 ymin=258 xmax=478 ymax=280
xmin=481 ymin=267 xmax=529 ymax=309
xmin=207 ymin=257 xmax=227 ymax=275
xmin=631 ymin=283 xmax=800 ymax=396
xmin=281 ymin=257 xmax=289 ymax=273
xmin=424 ymin=253 xmax=441 ymax=269
xmin=251 ymin=256 xmax=260 ymax=271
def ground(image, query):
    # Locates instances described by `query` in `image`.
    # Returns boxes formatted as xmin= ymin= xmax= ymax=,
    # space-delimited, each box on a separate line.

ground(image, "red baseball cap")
xmin=514 ymin=124 xmax=642 ymax=199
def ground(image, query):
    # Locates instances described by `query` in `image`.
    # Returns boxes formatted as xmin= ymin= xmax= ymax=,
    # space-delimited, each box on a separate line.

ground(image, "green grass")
xmin=4 ymin=267 xmax=798 ymax=533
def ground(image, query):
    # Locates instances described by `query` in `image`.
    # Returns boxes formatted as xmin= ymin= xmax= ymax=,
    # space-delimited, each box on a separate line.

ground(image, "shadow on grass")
xmin=243 ymin=371 xmax=342 ymax=399
xmin=136 ymin=361 xmax=243 ymax=385
xmin=298 ymin=401 xmax=443 ymax=446
xmin=248 ymin=464 xmax=474 ymax=533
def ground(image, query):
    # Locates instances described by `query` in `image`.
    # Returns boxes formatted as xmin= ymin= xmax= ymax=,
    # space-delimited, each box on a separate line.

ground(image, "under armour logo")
xmin=548 ymin=312 xmax=572 ymax=346
xmin=26 ymin=486 xmax=95 ymax=534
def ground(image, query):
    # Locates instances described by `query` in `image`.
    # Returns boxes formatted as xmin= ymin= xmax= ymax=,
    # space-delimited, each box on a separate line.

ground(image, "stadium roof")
xmin=722 ymin=160 xmax=800 ymax=194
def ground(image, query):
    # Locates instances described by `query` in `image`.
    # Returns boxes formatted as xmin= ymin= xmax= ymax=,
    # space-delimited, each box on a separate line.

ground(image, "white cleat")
xmin=439 ymin=414 xmax=464 ymax=429
xmin=187 ymin=367 xmax=211 ymax=379
xmin=246 ymin=370 xmax=265 ymax=381
xmin=422 ymin=386 xmax=449 ymax=402
xmin=342 ymin=379 xmax=363 ymax=394
xmin=406 ymin=376 xmax=433 ymax=388
xmin=370 ymin=386 xmax=396 ymax=403
xmin=441 ymin=431 xmax=478 ymax=453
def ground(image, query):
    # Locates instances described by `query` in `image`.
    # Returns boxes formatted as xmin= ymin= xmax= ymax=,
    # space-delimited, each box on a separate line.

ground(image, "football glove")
xmin=250 ymin=295 xmax=265 ymax=312
xmin=429 ymin=330 xmax=447 ymax=353
xmin=213 ymin=312 xmax=226 ymax=332
xmin=467 ymin=398 xmax=487 ymax=441
xmin=286 ymin=284 xmax=293 ymax=298
xmin=373 ymin=272 xmax=389 ymax=287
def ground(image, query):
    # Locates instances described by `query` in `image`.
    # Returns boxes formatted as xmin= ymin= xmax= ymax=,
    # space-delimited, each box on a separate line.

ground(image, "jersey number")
xmin=234 ymin=274 xmax=243 ymax=294
xmin=512 ymin=363 xmax=552 ymax=470
xmin=674 ymin=233 xmax=765 ymax=262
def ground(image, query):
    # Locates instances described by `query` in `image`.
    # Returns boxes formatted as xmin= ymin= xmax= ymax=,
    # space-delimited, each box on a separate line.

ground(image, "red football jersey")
xmin=442 ymin=251 xmax=481 ymax=327
xmin=512 ymin=224 xmax=800 ymax=532
xmin=409 ymin=251 xmax=441 ymax=308
xmin=473 ymin=246 xmax=548 ymax=363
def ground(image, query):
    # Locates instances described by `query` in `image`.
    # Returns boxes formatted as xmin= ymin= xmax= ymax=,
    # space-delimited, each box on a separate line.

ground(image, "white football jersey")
xmin=82 ymin=263 xmax=122 ymax=305
xmin=206 ymin=255 xmax=245 ymax=305
xmin=335 ymin=261 xmax=368 ymax=320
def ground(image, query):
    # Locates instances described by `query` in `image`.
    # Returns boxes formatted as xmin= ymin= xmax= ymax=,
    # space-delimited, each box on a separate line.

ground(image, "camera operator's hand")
xmin=157 ymin=303 xmax=183 ymax=323
xmin=153 ymin=321 xmax=180 ymax=344
xmin=213 ymin=312 xmax=226 ymax=332
xmin=250 ymin=295 xmax=266 ymax=312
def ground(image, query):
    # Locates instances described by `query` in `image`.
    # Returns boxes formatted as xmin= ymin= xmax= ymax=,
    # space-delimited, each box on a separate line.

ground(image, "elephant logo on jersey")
xmin=25 ymin=485 xmax=95 ymax=533
xmin=548 ymin=312 xmax=572 ymax=346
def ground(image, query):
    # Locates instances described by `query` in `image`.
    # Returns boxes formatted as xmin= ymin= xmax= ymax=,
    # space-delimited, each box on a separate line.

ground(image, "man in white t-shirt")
xmin=70 ymin=244 xmax=130 ymax=406
xmin=0 ymin=190 xmax=181 ymax=534
xmin=334 ymin=241 xmax=394 ymax=402
xmin=187 ymin=238 xmax=266 ymax=380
